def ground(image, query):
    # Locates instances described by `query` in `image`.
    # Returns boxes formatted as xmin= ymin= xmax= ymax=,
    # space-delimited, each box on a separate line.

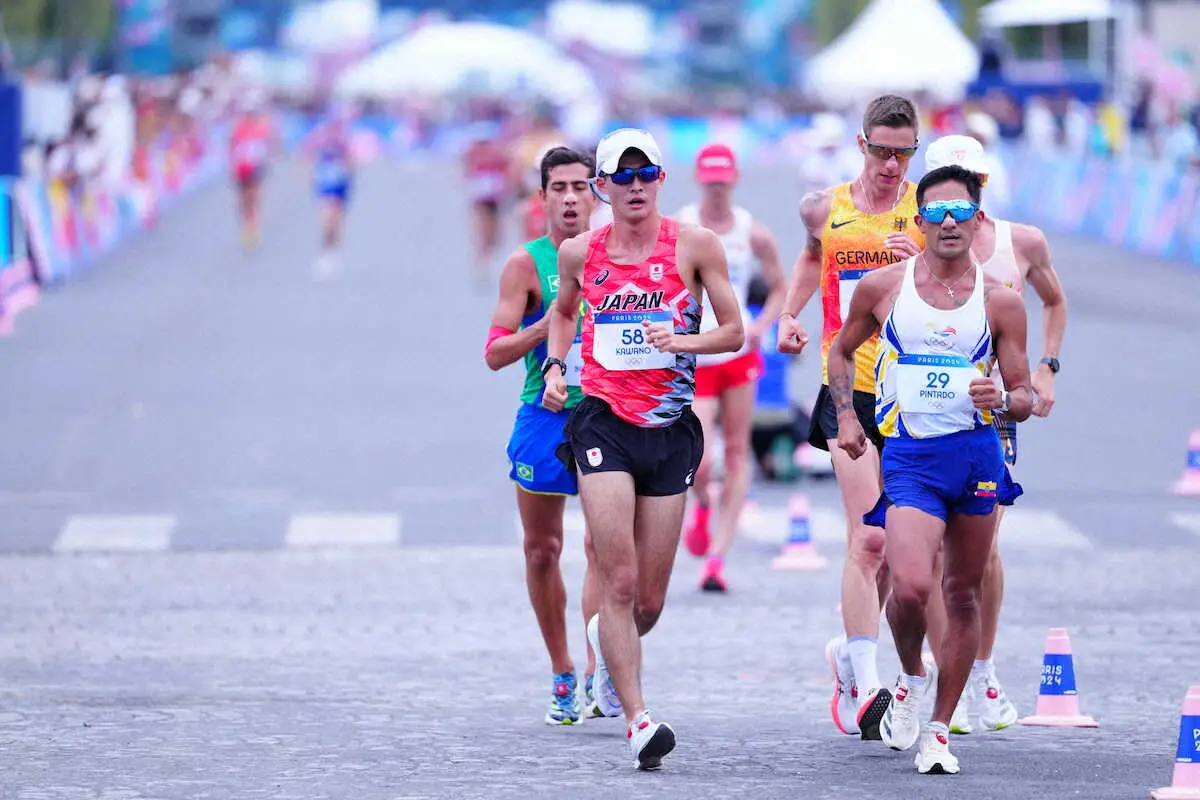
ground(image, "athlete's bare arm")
xmin=484 ymin=249 xmax=543 ymax=371
xmin=646 ymin=225 xmax=744 ymax=355
xmin=826 ymin=267 xmax=899 ymax=459
xmin=777 ymin=189 xmax=832 ymax=354
xmin=1014 ymin=223 xmax=1067 ymax=416
xmin=748 ymin=221 xmax=787 ymax=344
xmin=983 ymin=285 xmax=1034 ymax=423
xmin=541 ymin=234 xmax=587 ymax=412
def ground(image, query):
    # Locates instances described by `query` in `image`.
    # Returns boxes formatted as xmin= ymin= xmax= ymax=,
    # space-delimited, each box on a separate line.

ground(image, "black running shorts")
xmin=558 ymin=396 xmax=704 ymax=497
xmin=808 ymin=384 xmax=885 ymax=453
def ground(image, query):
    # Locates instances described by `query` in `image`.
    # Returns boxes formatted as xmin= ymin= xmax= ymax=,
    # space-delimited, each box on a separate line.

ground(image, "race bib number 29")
xmin=593 ymin=310 xmax=675 ymax=371
xmin=895 ymin=353 xmax=977 ymax=415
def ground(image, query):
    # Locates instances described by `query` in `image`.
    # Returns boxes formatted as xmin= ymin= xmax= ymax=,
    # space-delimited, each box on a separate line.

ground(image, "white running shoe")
xmin=977 ymin=667 xmax=1020 ymax=731
xmin=585 ymin=614 xmax=622 ymax=717
xmin=881 ymin=674 xmax=928 ymax=751
xmin=824 ymin=636 xmax=861 ymax=736
xmin=628 ymin=710 xmax=676 ymax=770
xmin=950 ymin=686 xmax=974 ymax=735
xmin=914 ymin=725 xmax=961 ymax=775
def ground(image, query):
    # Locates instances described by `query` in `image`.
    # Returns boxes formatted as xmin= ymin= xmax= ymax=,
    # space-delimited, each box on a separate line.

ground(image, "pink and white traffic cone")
xmin=1172 ymin=431 xmax=1200 ymax=496
xmin=771 ymin=494 xmax=828 ymax=571
xmin=1019 ymin=628 xmax=1099 ymax=727
xmin=1152 ymin=686 xmax=1200 ymax=799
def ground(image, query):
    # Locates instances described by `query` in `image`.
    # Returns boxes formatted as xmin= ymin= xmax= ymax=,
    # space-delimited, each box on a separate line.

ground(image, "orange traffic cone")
xmin=1152 ymin=686 xmax=1200 ymax=799
xmin=1019 ymin=628 xmax=1099 ymax=727
xmin=771 ymin=494 xmax=828 ymax=571
xmin=1172 ymin=431 xmax=1200 ymax=496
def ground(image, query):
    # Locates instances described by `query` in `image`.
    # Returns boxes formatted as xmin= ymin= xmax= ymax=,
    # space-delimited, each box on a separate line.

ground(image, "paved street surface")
xmin=1 ymin=157 xmax=1198 ymax=798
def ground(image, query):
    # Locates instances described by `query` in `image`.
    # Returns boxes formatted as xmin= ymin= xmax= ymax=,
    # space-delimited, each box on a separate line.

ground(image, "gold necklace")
xmin=921 ymin=253 xmax=975 ymax=301
xmin=857 ymin=176 xmax=903 ymax=215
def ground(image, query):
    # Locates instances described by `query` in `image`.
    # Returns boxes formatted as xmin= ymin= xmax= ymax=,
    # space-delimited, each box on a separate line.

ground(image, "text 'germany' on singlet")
xmin=819 ymin=181 xmax=925 ymax=394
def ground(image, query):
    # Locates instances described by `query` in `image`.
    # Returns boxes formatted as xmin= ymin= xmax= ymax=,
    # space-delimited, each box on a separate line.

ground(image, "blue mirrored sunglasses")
xmin=919 ymin=200 xmax=980 ymax=224
xmin=604 ymin=165 xmax=663 ymax=185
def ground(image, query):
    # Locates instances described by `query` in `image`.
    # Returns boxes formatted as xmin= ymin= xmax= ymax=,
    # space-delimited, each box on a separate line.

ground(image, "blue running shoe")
xmin=545 ymin=671 xmax=581 ymax=725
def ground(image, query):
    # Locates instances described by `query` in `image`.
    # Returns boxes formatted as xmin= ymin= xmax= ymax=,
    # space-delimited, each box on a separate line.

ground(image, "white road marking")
xmin=285 ymin=513 xmax=401 ymax=549
xmin=54 ymin=515 xmax=177 ymax=553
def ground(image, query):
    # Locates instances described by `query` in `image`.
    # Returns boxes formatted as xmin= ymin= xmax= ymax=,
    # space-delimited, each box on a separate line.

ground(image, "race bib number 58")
xmin=593 ymin=310 xmax=675 ymax=371
xmin=895 ymin=353 xmax=977 ymax=415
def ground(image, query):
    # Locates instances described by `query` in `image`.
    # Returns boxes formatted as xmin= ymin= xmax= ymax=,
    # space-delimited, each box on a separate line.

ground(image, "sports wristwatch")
xmin=541 ymin=357 xmax=568 ymax=377
xmin=998 ymin=390 xmax=1010 ymax=414
xmin=1039 ymin=357 xmax=1060 ymax=374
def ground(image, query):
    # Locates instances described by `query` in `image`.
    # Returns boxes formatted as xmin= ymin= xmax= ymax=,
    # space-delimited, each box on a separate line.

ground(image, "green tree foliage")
xmin=49 ymin=0 xmax=115 ymax=43
xmin=814 ymin=0 xmax=988 ymax=46
xmin=1 ymin=0 xmax=49 ymax=39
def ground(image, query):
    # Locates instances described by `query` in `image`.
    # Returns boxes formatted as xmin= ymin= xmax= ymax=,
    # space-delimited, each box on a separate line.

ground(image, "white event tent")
xmin=804 ymin=0 xmax=980 ymax=105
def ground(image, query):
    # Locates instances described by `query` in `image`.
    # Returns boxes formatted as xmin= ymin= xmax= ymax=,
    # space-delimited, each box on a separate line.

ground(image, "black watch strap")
xmin=1039 ymin=357 xmax=1060 ymax=374
xmin=542 ymin=357 xmax=568 ymax=377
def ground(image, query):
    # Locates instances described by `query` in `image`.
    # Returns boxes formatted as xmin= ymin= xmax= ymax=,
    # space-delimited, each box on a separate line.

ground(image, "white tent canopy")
xmin=804 ymin=0 xmax=979 ymax=105
xmin=980 ymin=0 xmax=1116 ymax=28
xmin=282 ymin=0 xmax=378 ymax=54
xmin=334 ymin=22 xmax=599 ymax=104
xmin=546 ymin=0 xmax=653 ymax=58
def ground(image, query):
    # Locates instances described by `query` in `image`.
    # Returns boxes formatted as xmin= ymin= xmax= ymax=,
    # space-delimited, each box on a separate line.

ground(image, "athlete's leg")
xmin=582 ymin=528 xmax=600 ymax=678
xmin=320 ymin=196 xmax=344 ymax=251
xmin=516 ymin=487 xmax=572 ymax=674
xmin=683 ymin=395 xmax=718 ymax=557
xmin=925 ymin=549 xmax=947 ymax=656
xmin=579 ymin=471 xmax=639 ymax=715
xmin=236 ymin=179 xmax=251 ymax=235
xmin=243 ymin=179 xmax=261 ymax=242
xmin=930 ymin=510 xmax=997 ymax=726
xmin=632 ymin=493 xmax=687 ymax=639
xmin=830 ymin=442 xmax=887 ymax=690
xmin=978 ymin=505 xmax=1006 ymax=661
xmin=709 ymin=378 xmax=756 ymax=560
xmin=884 ymin=506 xmax=945 ymax=680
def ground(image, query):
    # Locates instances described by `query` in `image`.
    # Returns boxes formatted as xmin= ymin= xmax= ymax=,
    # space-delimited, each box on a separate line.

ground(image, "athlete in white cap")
xmin=922 ymin=133 xmax=1069 ymax=735
xmin=543 ymin=127 xmax=744 ymax=770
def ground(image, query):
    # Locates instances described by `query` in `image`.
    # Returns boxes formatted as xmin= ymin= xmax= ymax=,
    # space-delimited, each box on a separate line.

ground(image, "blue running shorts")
xmin=316 ymin=182 xmax=351 ymax=203
xmin=863 ymin=426 xmax=1023 ymax=527
xmin=507 ymin=402 xmax=578 ymax=496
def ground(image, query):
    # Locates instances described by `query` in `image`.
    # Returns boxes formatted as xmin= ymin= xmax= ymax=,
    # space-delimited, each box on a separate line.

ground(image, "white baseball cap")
xmin=595 ymin=128 xmax=663 ymax=176
xmin=924 ymin=134 xmax=991 ymax=176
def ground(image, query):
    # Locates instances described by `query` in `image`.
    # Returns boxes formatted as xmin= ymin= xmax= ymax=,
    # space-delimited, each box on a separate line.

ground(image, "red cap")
xmin=695 ymin=143 xmax=737 ymax=183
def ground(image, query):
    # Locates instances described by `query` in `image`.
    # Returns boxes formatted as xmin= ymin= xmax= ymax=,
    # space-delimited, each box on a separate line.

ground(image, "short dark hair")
xmin=540 ymin=146 xmax=595 ymax=191
xmin=862 ymin=94 xmax=919 ymax=138
xmin=917 ymin=165 xmax=983 ymax=207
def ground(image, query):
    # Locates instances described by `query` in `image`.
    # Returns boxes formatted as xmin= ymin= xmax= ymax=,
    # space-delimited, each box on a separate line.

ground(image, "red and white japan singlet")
xmin=579 ymin=217 xmax=702 ymax=428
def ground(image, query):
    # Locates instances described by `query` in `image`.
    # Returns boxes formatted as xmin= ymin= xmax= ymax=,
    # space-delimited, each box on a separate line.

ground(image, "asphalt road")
xmin=0 ymin=157 xmax=1197 ymax=799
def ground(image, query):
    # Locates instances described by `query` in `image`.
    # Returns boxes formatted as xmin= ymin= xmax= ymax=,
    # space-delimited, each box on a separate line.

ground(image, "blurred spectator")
xmin=1159 ymin=103 xmax=1199 ymax=170
xmin=965 ymin=111 xmax=1010 ymax=217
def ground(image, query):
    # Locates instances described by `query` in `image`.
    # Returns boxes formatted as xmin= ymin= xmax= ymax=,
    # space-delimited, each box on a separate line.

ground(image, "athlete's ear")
xmin=857 ymin=133 xmax=866 ymax=155
xmin=658 ymin=168 xmax=667 ymax=184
